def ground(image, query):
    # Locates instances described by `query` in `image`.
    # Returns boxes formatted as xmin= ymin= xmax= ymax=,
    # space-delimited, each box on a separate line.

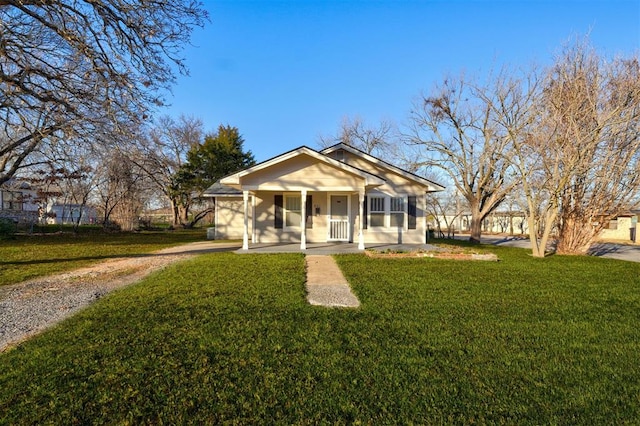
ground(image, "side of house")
xmin=0 ymin=180 xmax=40 ymax=225
xmin=598 ymin=212 xmax=638 ymax=244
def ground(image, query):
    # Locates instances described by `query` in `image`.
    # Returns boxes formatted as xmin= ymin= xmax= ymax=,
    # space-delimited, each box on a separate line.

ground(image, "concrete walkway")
xmin=305 ymin=255 xmax=360 ymax=308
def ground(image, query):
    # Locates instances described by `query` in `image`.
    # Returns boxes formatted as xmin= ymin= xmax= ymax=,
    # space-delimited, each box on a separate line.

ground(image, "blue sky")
xmin=165 ymin=0 xmax=640 ymax=162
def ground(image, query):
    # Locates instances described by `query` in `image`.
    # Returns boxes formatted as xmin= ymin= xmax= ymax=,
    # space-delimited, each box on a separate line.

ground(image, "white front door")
xmin=328 ymin=195 xmax=349 ymax=241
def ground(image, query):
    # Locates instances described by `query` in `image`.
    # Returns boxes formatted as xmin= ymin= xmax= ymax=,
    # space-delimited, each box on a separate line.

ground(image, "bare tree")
xmin=95 ymin=150 xmax=150 ymax=231
xmin=133 ymin=115 xmax=203 ymax=227
xmin=0 ymin=1 xmax=207 ymax=185
xmin=425 ymin=190 xmax=464 ymax=238
xmin=319 ymin=116 xmax=395 ymax=157
xmin=406 ymin=74 xmax=518 ymax=243
xmin=48 ymin=153 xmax=98 ymax=231
xmin=494 ymin=39 xmax=640 ymax=256
xmin=545 ymin=42 xmax=640 ymax=254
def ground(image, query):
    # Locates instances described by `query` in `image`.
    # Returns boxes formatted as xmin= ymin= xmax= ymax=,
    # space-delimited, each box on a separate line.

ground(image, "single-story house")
xmin=46 ymin=203 xmax=98 ymax=225
xmin=438 ymin=211 xmax=529 ymax=235
xmin=203 ymin=143 xmax=444 ymax=250
xmin=598 ymin=211 xmax=639 ymax=243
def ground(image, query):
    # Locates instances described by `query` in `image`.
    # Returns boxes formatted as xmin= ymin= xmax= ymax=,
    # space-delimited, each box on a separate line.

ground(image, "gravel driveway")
xmin=0 ymin=241 xmax=240 ymax=352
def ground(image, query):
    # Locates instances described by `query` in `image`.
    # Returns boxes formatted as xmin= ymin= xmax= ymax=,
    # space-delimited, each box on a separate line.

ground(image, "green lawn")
xmin=0 ymin=229 xmax=207 ymax=286
xmin=1 ymin=247 xmax=639 ymax=423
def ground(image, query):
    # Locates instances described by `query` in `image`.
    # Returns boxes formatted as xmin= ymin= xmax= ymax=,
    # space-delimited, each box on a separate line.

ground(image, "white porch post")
xmin=358 ymin=188 xmax=365 ymax=250
xmin=251 ymin=195 xmax=256 ymax=243
xmin=242 ymin=190 xmax=249 ymax=250
xmin=423 ymin=194 xmax=427 ymax=244
xmin=300 ymin=190 xmax=307 ymax=250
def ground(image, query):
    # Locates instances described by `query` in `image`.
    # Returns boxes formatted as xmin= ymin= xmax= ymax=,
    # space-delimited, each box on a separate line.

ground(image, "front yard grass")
xmin=1 ymin=247 xmax=639 ymax=423
xmin=0 ymin=229 xmax=207 ymax=286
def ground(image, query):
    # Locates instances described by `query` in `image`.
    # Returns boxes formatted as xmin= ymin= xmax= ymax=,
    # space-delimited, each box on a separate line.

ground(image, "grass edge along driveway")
xmin=0 ymin=230 xmax=207 ymax=287
xmin=1 ymin=248 xmax=639 ymax=424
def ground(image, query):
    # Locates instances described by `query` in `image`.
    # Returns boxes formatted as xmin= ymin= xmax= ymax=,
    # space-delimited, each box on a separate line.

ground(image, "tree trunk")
xmin=170 ymin=199 xmax=180 ymax=228
xmin=527 ymin=203 xmax=558 ymax=258
xmin=556 ymin=213 xmax=596 ymax=255
xmin=469 ymin=215 xmax=482 ymax=244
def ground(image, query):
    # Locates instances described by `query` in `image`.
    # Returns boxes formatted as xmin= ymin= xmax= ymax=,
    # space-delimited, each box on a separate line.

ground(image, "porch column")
xmin=300 ymin=190 xmax=307 ymax=250
xmin=251 ymin=195 xmax=256 ymax=243
xmin=242 ymin=190 xmax=249 ymax=250
xmin=358 ymin=188 xmax=365 ymax=250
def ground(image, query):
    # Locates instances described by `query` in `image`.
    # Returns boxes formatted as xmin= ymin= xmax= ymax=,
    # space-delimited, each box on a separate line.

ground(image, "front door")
xmin=329 ymin=195 xmax=349 ymax=241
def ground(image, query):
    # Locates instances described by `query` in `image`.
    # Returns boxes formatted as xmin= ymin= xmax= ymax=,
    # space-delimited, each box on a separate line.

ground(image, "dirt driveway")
xmin=0 ymin=241 xmax=240 ymax=352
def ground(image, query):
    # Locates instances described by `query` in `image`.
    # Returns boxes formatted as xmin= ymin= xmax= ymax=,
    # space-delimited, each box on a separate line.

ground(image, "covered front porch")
xmin=239 ymin=189 xmax=371 ymax=251
xmin=218 ymin=147 xmax=386 ymax=252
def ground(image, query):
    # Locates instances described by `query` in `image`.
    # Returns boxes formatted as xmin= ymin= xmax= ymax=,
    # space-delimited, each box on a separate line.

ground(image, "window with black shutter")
xmin=274 ymin=195 xmax=283 ymax=229
xmin=408 ymin=196 xmax=417 ymax=229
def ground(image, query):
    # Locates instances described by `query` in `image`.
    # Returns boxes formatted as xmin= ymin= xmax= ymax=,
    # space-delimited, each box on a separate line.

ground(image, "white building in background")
xmin=46 ymin=204 xmax=97 ymax=225
xmin=598 ymin=212 xmax=638 ymax=244
xmin=430 ymin=211 xmax=529 ymax=236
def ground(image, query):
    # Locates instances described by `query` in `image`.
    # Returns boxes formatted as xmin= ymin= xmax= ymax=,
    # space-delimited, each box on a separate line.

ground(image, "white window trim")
xmin=368 ymin=195 xmax=386 ymax=228
xmin=284 ymin=193 xmax=302 ymax=230
xmin=390 ymin=196 xmax=407 ymax=230
xmin=367 ymin=194 xmax=408 ymax=230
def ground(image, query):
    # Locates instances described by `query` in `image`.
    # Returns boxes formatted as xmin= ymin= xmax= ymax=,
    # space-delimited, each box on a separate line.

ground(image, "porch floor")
xmin=235 ymin=242 xmax=441 ymax=255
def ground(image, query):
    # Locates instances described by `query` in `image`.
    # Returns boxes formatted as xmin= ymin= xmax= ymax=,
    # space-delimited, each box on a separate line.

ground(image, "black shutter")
xmin=408 ymin=196 xmax=417 ymax=229
xmin=306 ymin=194 xmax=313 ymax=229
xmin=274 ymin=195 xmax=283 ymax=229
xmin=363 ymin=196 xmax=368 ymax=229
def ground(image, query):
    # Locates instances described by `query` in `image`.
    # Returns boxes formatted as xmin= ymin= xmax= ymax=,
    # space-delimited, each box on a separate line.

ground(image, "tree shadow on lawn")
xmin=0 ymin=245 xmax=239 ymax=266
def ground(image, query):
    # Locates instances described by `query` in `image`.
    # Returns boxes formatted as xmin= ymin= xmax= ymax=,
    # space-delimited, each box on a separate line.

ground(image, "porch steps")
xmin=305 ymin=255 xmax=360 ymax=308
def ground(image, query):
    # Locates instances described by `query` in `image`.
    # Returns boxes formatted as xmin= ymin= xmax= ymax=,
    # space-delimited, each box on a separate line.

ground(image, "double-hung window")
xmin=284 ymin=195 xmax=301 ymax=227
xmin=390 ymin=197 xmax=405 ymax=227
xmin=369 ymin=196 xmax=385 ymax=227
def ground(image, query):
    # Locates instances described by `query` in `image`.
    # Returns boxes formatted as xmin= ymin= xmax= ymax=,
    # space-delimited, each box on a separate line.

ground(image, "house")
xmin=598 ymin=211 xmax=639 ymax=243
xmin=203 ymin=143 xmax=444 ymax=250
xmin=46 ymin=204 xmax=97 ymax=225
xmin=0 ymin=180 xmax=40 ymax=224
xmin=439 ymin=211 xmax=529 ymax=236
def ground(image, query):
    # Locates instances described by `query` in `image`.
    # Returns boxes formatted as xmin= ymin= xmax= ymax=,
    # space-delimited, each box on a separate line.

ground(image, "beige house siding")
xmin=242 ymin=155 xmax=364 ymax=191
xmin=339 ymin=152 xmax=424 ymax=194
xmin=360 ymin=190 xmax=427 ymax=244
xmin=252 ymin=191 xmax=330 ymax=243
xmin=214 ymin=198 xmax=251 ymax=240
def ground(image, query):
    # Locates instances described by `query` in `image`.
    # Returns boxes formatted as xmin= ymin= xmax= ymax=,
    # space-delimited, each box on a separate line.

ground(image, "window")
xmin=390 ymin=197 xmax=404 ymax=227
xmin=369 ymin=196 xmax=385 ymax=227
xmin=2 ymin=191 xmax=22 ymax=211
xmin=285 ymin=195 xmax=301 ymax=227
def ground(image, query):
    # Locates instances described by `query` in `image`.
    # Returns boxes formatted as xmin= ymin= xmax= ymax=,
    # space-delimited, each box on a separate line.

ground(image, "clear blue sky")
xmin=165 ymin=0 xmax=640 ymax=162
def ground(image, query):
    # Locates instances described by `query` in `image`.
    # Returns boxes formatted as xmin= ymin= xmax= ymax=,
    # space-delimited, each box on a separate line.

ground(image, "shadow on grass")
xmin=0 ymin=245 xmax=239 ymax=267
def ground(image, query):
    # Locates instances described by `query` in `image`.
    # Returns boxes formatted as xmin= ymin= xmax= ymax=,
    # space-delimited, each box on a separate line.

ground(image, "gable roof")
xmin=321 ymin=143 xmax=445 ymax=191
xmin=220 ymin=145 xmax=386 ymax=188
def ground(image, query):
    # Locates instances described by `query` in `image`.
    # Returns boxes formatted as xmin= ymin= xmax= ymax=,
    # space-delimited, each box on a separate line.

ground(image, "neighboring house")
xmin=203 ymin=143 xmax=444 ymax=250
xmin=598 ymin=212 xmax=639 ymax=243
xmin=46 ymin=204 xmax=97 ymax=225
xmin=0 ymin=180 xmax=39 ymax=224
xmin=439 ymin=211 xmax=529 ymax=235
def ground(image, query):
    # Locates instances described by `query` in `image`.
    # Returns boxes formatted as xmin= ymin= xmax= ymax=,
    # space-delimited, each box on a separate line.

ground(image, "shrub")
xmin=0 ymin=218 xmax=16 ymax=239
